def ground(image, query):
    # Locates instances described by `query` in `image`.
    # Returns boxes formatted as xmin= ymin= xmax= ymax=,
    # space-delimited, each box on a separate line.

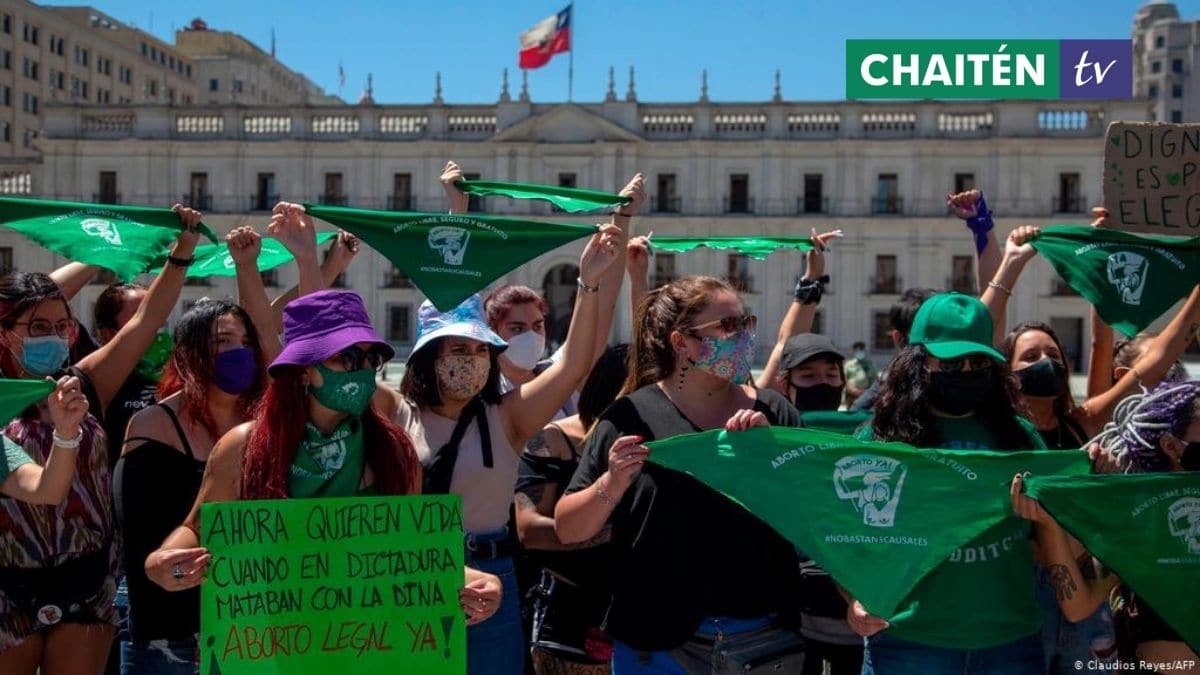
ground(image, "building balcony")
xmin=1052 ymin=195 xmax=1087 ymax=214
xmin=389 ymin=194 xmax=415 ymax=211
xmin=797 ymin=196 xmax=828 ymax=215
xmin=872 ymin=195 xmax=903 ymax=215
xmin=652 ymin=195 xmax=681 ymax=213
xmin=723 ymin=196 xmax=754 ymax=214
xmin=319 ymin=193 xmax=348 ymax=206
xmin=249 ymin=194 xmax=279 ymax=212
xmin=180 ymin=193 xmax=212 ymax=210
xmin=870 ymin=276 xmax=902 ymax=295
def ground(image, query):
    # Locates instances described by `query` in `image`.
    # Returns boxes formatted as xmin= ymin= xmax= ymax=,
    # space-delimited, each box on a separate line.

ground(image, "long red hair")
xmin=241 ymin=367 xmax=422 ymax=499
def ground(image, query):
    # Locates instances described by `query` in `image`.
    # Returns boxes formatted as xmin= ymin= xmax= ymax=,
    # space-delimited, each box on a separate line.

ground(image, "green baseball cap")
xmin=908 ymin=292 xmax=1005 ymax=363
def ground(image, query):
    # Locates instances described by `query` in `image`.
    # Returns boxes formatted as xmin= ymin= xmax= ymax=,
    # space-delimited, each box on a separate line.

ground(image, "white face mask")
xmin=501 ymin=331 xmax=545 ymax=371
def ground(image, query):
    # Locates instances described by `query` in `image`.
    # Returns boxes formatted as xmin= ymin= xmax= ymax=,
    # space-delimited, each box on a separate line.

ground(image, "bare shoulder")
xmin=122 ymin=401 xmax=174 ymax=455
xmin=208 ymin=421 xmax=254 ymax=477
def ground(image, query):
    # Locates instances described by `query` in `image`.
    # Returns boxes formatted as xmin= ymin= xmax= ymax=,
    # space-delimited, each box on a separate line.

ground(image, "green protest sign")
xmin=150 ymin=232 xmax=338 ymax=278
xmin=1103 ymin=122 xmax=1200 ymax=235
xmin=455 ymin=180 xmax=629 ymax=213
xmin=0 ymin=197 xmax=218 ymax=281
xmin=200 ymin=495 xmax=466 ymax=675
xmin=649 ymin=427 xmax=1089 ymax=647
xmin=650 ymin=236 xmax=814 ymax=261
xmin=303 ymin=206 xmax=596 ymax=310
xmin=1026 ymin=473 xmax=1200 ymax=652
xmin=1030 ymin=225 xmax=1200 ymax=336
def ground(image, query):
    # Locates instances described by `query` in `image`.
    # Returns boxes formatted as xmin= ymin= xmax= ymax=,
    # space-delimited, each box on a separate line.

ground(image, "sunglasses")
xmin=328 ymin=346 xmax=386 ymax=372
xmin=686 ymin=314 xmax=757 ymax=336
xmin=935 ymin=354 xmax=996 ymax=374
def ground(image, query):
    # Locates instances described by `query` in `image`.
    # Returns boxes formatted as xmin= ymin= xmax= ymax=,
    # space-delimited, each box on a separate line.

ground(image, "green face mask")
xmin=311 ymin=363 xmax=376 ymax=416
xmin=134 ymin=332 xmax=173 ymax=382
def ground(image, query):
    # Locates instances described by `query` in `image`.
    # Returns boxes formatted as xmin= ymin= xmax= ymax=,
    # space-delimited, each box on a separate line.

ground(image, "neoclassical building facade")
xmin=17 ymin=94 xmax=1153 ymax=369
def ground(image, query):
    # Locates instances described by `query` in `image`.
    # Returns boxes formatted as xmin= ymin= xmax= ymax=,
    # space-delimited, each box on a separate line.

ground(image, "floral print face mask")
xmin=687 ymin=330 xmax=755 ymax=383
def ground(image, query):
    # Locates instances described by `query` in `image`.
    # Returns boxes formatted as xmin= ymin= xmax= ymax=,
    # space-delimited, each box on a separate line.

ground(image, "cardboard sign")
xmin=200 ymin=495 xmax=465 ymax=675
xmin=1103 ymin=121 xmax=1200 ymax=235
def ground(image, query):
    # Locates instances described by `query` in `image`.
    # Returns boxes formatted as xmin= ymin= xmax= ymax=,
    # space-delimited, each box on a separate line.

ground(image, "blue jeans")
xmin=120 ymin=640 xmax=199 ymax=675
xmin=466 ymin=530 xmax=524 ymax=675
xmin=611 ymin=616 xmax=774 ymax=674
xmin=1037 ymin=567 xmax=1117 ymax=673
xmin=862 ymin=632 xmax=1042 ymax=675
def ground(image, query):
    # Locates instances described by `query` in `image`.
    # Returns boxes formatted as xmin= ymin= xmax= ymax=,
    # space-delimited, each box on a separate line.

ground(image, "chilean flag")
xmin=518 ymin=4 xmax=572 ymax=70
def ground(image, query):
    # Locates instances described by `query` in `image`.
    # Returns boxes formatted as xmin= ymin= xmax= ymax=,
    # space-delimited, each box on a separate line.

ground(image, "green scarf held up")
xmin=650 ymin=236 xmax=814 ymax=261
xmin=648 ymin=426 xmax=1088 ymax=645
xmin=454 ymin=179 xmax=630 ymax=213
xmin=1030 ymin=225 xmax=1200 ymax=336
xmin=287 ymin=417 xmax=367 ymax=498
xmin=0 ymin=378 xmax=56 ymax=425
xmin=0 ymin=197 xmax=219 ymax=281
xmin=303 ymin=205 xmax=597 ymax=310
xmin=1025 ymin=473 xmax=1200 ymax=652
xmin=149 ymin=231 xmax=338 ymax=278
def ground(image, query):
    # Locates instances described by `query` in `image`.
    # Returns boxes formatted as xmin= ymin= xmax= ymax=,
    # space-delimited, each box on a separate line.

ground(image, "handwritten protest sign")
xmin=1104 ymin=121 xmax=1200 ymax=235
xmin=199 ymin=496 xmax=465 ymax=675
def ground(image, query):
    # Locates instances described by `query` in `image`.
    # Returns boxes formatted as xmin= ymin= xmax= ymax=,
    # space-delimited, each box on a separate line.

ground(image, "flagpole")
xmin=567 ymin=2 xmax=574 ymax=101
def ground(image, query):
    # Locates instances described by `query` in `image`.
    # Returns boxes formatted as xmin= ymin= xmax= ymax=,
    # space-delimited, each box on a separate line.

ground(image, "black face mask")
xmin=1183 ymin=442 xmax=1200 ymax=472
xmin=791 ymin=383 xmax=843 ymax=412
xmin=1015 ymin=357 xmax=1067 ymax=398
xmin=928 ymin=370 xmax=991 ymax=416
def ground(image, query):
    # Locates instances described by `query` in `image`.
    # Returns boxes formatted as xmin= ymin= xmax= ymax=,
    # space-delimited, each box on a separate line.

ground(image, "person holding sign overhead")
xmin=143 ymin=204 xmax=503 ymax=637
xmin=0 ymin=204 xmax=205 ymax=675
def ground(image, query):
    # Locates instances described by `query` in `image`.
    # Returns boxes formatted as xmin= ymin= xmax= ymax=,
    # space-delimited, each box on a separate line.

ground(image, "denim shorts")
xmin=862 ymin=631 xmax=1042 ymax=675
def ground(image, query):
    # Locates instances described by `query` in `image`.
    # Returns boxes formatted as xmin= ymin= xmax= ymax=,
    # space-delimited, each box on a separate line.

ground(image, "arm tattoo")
xmin=515 ymin=491 xmax=537 ymax=512
xmin=518 ymin=482 xmax=546 ymax=505
xmin=1048 ymin=563 xmax=1078 ymax=601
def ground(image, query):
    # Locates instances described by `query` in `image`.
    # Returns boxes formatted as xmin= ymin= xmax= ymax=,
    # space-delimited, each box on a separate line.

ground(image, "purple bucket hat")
xmin=268 ymin=289 xmax=394 ymax=375
xmin=407 ymin=294 xmax=507 ymax=362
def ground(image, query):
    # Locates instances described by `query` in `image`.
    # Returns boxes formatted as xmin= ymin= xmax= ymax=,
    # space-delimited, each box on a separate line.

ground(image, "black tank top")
xmin=112 ymin=404 xmax=206 ymax=642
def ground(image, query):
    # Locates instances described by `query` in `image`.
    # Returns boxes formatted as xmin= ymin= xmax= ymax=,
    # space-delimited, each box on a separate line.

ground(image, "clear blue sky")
xmin=41 ymin=0 xmax=1200 ymax=103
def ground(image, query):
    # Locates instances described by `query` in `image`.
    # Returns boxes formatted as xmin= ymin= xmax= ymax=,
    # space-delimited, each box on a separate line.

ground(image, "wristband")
xmin=987 ymin=281 xmax=1012 ymax=297
xmin=597 ymin=479 xmax=616 ymax=506
xmin=577 ymin=277 xmax=600 ymax=293
xmin=794 ymin=275 xmax=830 ymax=305
xmin=52 ymin=428 xmax=83 ymax=449
xmin=965 ymin=194 xmax=994 ymax=256
xmin=167 ymin=255 xmax=195 ymax=268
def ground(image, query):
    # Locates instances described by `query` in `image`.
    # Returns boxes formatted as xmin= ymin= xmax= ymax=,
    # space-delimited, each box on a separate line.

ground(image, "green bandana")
xmin=287 ymin=417 xmax=366 ymax=498
xmin=799 ymin=410 xmax=874 ymax=436
xmin=0 ymin=378 xmax=56 ymax=425
xmin=150 ymin=231 xmax=338 ymax=278
xmin=1030 ymin=225 xmax=1200 ymax=336
xmin=648 ymin=426 xmax=1089 ymax=647
xmin=303 ymin=206 xmax=597 ymax=310
xmin=650 ymin=236 xmax=815 ymax=260
xmin=134 ymin=332 xmax=173 ymax=382
xmin=0 ymin=197 xmax=218 ymax=281
xmin=455 ymin=180 xmax=630 ymax=213
xmin=1026 ymin=473 xmax=1200 ymax=652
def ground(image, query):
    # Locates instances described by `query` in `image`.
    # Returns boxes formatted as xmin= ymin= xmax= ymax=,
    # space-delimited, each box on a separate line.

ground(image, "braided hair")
xmin=1091 ymin=380 xmax=1200 ymax=473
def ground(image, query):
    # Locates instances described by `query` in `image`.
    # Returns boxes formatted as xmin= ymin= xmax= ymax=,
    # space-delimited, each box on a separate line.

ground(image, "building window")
xmin=1172 ymin=58 xmax=1184 ymax=74
xmin=119 ymin=66 xmax=131 ymax=84
xmin=383 ymin=265 xmax=413 ymax=288
xmin=188 ymin=173 xmax=209 ymax=210
xmin=800 ymin=173 xmax=825 ymax=214
xmin=391 ymin=173 xmax=413 ymax=210
xmin=49 ymin=35 xmax=63 ymax=56
xmin=1 ymin=48 xmax=9 ymax=70
xmin=322 ymin=172 xmax=346 ymax=206
xmin=1149 ymin=84 xmax=1159 ymax=97
xmin=254 ymin=173 xmax=277 ymax=211
xmin=1057 ymin=172 xmax=1083 ymax=213
xmin=209 ymin=79 xmax=219 ymax=92
xmin=22 ymin=23 xmax=38 ymax=45
xmin=97 ymin=56 xmax=111 ymax=75
xmin=463 ymin=172 xmax=483 ymax=212
xmin=1172 ymin=110 xmax=1184 ymax=123
xmin=22 ymin=129 xmax=34 ymax=149
xmin=97 ymin=89 xmax=109 ymax=104
xmin=726 ymin=254 xmax=754 ymax=292
xmin=1 ymin=14 xmax=10 ymax=34
xmin=1152 ymin=61 xmax=1162 ymax=73
xmin=0 ymin=87 xmax=9 ymax=106
xmin=22 ymin=58 xmax=38 ymax=81
xmin=140 ymin=42 xmax=147 ymax=56
xmin=146 ymin=79 xmax=158 ymax=97
xmin=954 ymin=172 xmax=975 ymax=194
xmin=1155 ymin=35 xmax=1165 ymax=48
xmin=874 ymin=173 xmax=900 ymax=214
xmin=872 ymin=255 xmax=899 ymax=294
xmin=21 ymin=93 xmax=37 ymax=114
xmin=0 ymin=122 xmax=9 ymax=142
xmin=1173 ymin=84 xmax=1184 ymax=98
xmin=872 ymin=311 xmax=893 ymax=351
xmin=655 ymin=173 xmax=679 ymax=213
xmin=387 ymin=305 xmax=413 ymax=343
xmin=726 ymin=174 xmax=751 ymax=213
xmin=950 ymin=256 xmax=974 ymax=293
xmin=97 ymin=171 xmax=118 ymax=204
xmin=233 ymin=79 xmax=243 ymax=94
xmin=75 ymin=46 xmax=89 ymax=66
xmin=557 ymin=172 xmax=577 ymax=188
xmin=653 ymin=253 xmax=677 ymax=288
xmin=186 ymin=64 xmax=192 ymax=78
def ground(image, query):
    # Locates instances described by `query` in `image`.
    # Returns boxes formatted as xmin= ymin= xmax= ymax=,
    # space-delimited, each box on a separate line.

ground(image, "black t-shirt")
xmin=103 ymin=374 xmax=159 ymax=469
xmin=565 ymin=384 xmax=803 ymax=651
xmin=112 ymin=407 xmax=206 ymax=642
